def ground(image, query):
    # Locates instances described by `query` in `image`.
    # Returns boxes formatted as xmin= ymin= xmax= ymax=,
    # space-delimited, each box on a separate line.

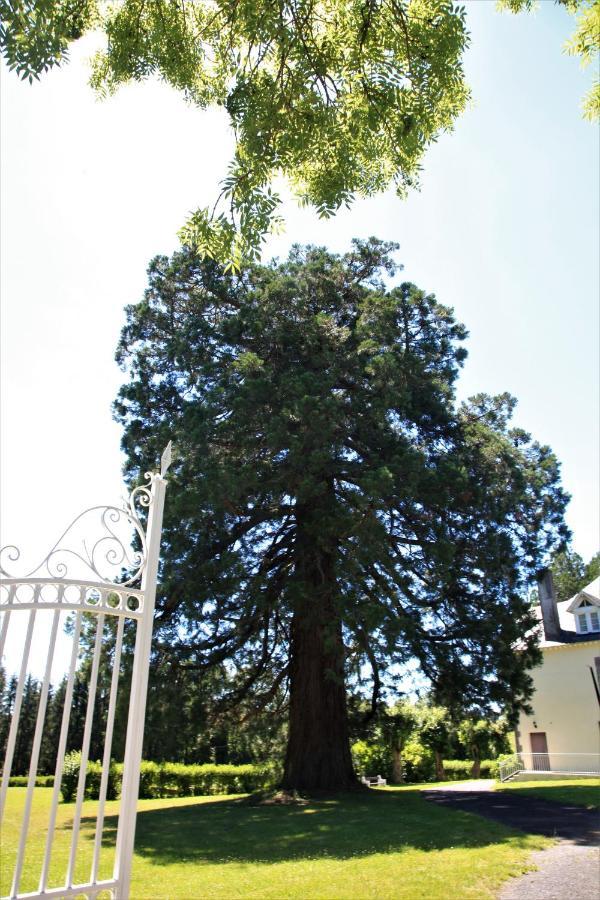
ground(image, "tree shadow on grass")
xmin=426 ymin=785 xmax=600 ymax=847
xmin=82 ymin=789 xmax=534 ymax=868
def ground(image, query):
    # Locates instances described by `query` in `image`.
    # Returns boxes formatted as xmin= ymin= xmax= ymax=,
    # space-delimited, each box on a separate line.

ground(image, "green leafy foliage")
xmin=115 ymin=239 xmax=569 ymax=787
xmin=60 ymin=749 xmax=82 ymax=802
xmin=1 ymin=1 xmax=470 ymax=268
xmin=351 ymin=697 xmax=510 ymax=782
xmin=498 ymin=0 xmax=600 ymax=119
xmin=0 ymin=0 xmax=99 ymax=82
xmin=377 ymin=700 xmax=418 ymax=782
xmin=351 ymin=739 xmax=391 ymax=779
xmin=1 ymin=673 xmax=40 ymax=776
xmin=456 ymin=715 xmax=506 ymax=776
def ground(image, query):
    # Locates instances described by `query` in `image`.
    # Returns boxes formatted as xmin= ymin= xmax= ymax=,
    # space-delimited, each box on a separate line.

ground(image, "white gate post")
xmin=113 ymin=468 xmax=168 ymax=899
xmin=1 ymin=445 xmax=171 ymax=900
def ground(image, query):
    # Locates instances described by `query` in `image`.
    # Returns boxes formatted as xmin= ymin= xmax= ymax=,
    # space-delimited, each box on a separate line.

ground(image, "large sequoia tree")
xmin=115 ymin=239 xmax=568 ymax=790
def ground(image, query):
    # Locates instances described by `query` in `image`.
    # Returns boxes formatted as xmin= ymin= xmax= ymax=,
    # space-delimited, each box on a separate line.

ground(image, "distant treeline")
xmin=0 ymin=645 xmax=285 ymax=777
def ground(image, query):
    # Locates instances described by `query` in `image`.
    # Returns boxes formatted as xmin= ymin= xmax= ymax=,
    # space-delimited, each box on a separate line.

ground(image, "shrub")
xmin=480 ymin=759 xmax=500 ymax=778
xmin=401 ymin=737 xmax=434 ymax=783
xmin=86 ymin=761 xmax=102 ymax=799
xmin=58 ymin=753 xmax=122 ymax=802
xmin=137 ymin=761 xmax=162 ymax=798
xmin=105 ymin=759 xmax=120 ymax=800
xmin=8 ymin=777 xmax=28 ymax=787
xmin=61 ymin=751 xmax=82 ymax=802
xmin=351 ymin=740 xmax=391 ymax=780
xmin=84 ymin=759 xmax=120 ymax=800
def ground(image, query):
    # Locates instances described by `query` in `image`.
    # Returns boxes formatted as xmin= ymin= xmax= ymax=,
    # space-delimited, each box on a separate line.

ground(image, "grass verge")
xmin=1 ymin=786 xmax=548 ymax=899
xmin=496 ymin=778 xmax=600 ymax=810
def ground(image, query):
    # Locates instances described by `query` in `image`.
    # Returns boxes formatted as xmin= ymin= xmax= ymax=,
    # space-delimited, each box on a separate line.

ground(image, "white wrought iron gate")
xmin=0 ymin=447 xmax=170 ymax=900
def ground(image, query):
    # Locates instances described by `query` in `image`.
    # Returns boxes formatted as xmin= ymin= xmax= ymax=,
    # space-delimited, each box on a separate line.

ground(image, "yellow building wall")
xmin=517 ymin=641 xmax=600 ymax=756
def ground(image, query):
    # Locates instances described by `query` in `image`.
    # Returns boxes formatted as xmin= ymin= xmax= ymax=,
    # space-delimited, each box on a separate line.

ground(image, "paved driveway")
xmin=423 ymin=785 xmax=599 ymax=844
xmin=423 ymin=782 xmax=599 ymax=899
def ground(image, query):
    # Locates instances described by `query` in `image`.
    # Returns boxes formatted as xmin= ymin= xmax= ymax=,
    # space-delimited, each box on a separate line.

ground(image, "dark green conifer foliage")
xmin=549 ymin=548 xmax=600 ymax=602
xmin=585 ymin=552 xmax=600 ymax=585
xmin=12 ymin=674 xmax=40 ymax=775
xmin=114 ymin=239 xmax=569 ymax=790
xmin=0 ymin=666 xmax=10 ymax=761
xmin=39 ymin=681 xmax=64 ymax=774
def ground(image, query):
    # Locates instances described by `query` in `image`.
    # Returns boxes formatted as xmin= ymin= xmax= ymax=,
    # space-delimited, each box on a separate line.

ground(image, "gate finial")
xmin=160 ymin=441 xmax=173 ymax=477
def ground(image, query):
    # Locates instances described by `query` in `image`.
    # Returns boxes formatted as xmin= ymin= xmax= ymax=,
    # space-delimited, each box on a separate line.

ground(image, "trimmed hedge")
xmin=18 ymin=757 xmax=277 ymax=802
xmin=443 ymin=759 xmax=499 ymax=780
xmin=10 ymin=760 xmax=276 ymax=800
xmin=8 ymin=775 xmax=55 ymax=788
xmin=9 ymin=759 xmax=499 ymax=794
xmin=132 ymin=762 xmax=276 ymax=798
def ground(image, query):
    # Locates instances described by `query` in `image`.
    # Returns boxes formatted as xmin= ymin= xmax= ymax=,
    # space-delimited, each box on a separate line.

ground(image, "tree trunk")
xmin=471 ymin=754 xmax=481 ymax=779
xmin=282 ymin=499 xmax=356 ymax=792
xmin=434 ymin=750 xmax=445 ymax=781
xmin=282 ymin=608 xmax=355 ymax=790
xmin=391 ymin=746 xmax=405 ymax=784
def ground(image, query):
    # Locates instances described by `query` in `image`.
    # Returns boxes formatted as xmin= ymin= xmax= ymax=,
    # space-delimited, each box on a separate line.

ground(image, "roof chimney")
xmin=537 ymin=569 xmax=562 ymax=642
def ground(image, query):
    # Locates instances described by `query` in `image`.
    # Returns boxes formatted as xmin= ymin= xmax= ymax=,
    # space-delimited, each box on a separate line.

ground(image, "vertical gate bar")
xmin=0 ymin=607 xmax=37 ymax=819
xmin=66 ymin=612 xmax=105 ymax=888
xmin=39 ymin=611 xmax=83 ymax=894
xmin=91 ymin=614 xmax=125 ymax=884
xmin=10 ymin=608 xmax=61 ymax=897
xmin=0 ymin=606 xmax=12 ymax=660
xmin=114 ymin=473 xmax=167 ymax=900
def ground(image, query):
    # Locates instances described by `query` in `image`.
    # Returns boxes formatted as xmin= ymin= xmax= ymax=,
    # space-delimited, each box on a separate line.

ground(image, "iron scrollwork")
xmin=0 ymin=473 xmax=154 ymax=587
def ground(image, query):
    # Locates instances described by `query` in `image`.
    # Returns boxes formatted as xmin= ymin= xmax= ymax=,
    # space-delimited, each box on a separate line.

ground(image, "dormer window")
xmin=576 ymin=606 xmax=600 ymax=634
xmin=566 ymin=580 xmax=600 ymax=635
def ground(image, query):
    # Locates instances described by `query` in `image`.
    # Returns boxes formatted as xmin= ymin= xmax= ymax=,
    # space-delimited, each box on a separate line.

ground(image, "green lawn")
xmin=496 ymin=778 xmax=600 ymax=811
xmin=2 ymin=787 xmax=548 ymax=899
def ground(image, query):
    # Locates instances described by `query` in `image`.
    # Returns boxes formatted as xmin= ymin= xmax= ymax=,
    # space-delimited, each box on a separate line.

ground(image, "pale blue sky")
xmin=1 ymin=1 xmax=598 ymax=675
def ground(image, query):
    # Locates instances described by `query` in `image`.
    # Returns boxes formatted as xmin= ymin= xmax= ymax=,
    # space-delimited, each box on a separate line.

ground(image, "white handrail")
xmin=499 ymin=752 xmax=600 ymax=782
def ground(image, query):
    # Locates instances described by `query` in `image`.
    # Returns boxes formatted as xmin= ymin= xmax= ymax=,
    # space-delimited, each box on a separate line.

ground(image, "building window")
xmin=575 ymin=607 xmax=600 ymax=634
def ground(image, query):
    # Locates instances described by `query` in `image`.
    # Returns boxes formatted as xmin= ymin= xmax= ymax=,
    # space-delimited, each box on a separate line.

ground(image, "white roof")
xmin=566 ymin=576 xmax=600 ymax=612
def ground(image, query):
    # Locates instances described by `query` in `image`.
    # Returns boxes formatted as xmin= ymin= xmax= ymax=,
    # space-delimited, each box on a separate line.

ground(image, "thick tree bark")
xmin=471 ymin=755 xmax=481 ymax=779
xmin=282 ymin=498 xmax=356 ymax=792
xmin=434 ymin=750 xmax=446 ymax=781
xmin=282 ymin=609 xmax=356 ymax=791
xmin=391 ymin=746 xmax=405 ymax=784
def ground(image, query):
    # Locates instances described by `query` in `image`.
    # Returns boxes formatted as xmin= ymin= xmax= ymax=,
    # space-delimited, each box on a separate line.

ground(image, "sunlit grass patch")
xmin=2 ymin=786 xmax=548 ymax=898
